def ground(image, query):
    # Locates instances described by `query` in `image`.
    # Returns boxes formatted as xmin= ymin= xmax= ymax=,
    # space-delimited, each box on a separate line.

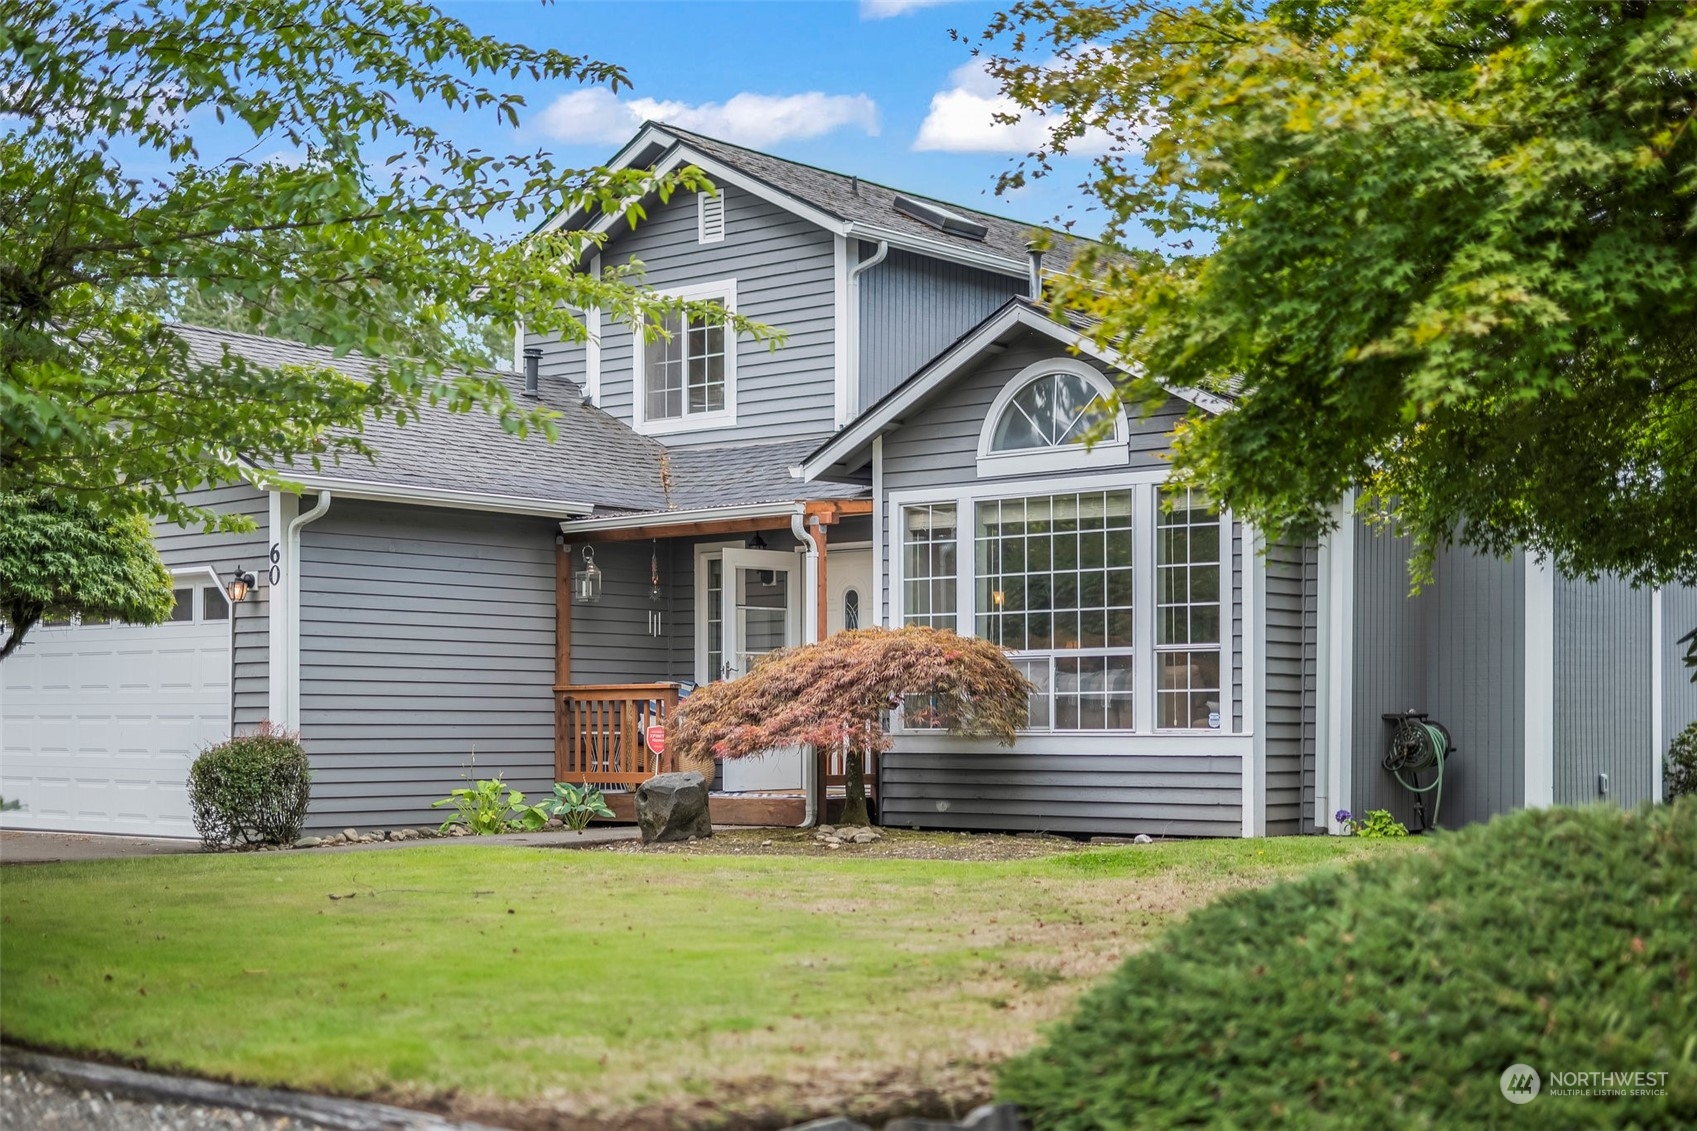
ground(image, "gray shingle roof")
xmin=653 ymin=124 xmax=1096 ymax=274
xmin=172 ymin=325 xmax=867 ymax=518
xmin=664 ymin=438 xmax=866 ymax=510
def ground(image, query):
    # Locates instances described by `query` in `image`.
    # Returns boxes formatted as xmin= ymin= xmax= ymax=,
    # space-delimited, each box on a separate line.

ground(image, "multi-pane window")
xmin=1155 ymin=487 xmax=1222 ymax=729
xmin=644 ymin=299 xmax=726 ymax=421
xmin=976 ymin=491 xmax=1135 ymax=731
xmin=901 ymin=504 xmax=957 ymax=629
xmin=705 ymin=557 xmax=724 ymax=680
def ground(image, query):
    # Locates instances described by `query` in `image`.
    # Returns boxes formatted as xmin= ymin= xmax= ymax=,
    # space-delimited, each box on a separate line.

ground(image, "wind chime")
xmin=647 ymin=540 xmax=664 ymax=637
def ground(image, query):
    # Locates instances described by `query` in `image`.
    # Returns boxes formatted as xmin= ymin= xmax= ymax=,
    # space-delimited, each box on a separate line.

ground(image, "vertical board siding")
xmin=558 ymin=183 xmax=838 ymax=447
xmin=857 ymin=246 xmax=1025 ymax=410
xmin=1351 ymin=525 xmax=1525 ymax=828
xmin=297 ymin=502 xmax=558 ymax=831
xmin=1349 ymin=523 xmax=1428 ymax=830
xmin=879 ymin=749 xmax=1242 ymax=838
xmin=1666 ymin=586 xmax=1697 ymax=767
xmin=1553 ymin=576 xmax=1652 ymax=808
xmin=1423 ymin=547 xmax=1525 ymax=827
xmin=1263 ymin=541 xmax=1309 ymax=835
xmin=153 ymin=484 xmax=271 ymax=731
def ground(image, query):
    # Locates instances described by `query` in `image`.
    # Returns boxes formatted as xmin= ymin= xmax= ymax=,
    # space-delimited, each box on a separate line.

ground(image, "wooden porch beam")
xmin=574 ymin=499 xmax=872 ymax=543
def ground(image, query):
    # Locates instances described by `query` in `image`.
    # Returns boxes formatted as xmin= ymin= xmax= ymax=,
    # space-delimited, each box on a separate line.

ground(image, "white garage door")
xmin=1 ymin=579 xmax=233 ymax=837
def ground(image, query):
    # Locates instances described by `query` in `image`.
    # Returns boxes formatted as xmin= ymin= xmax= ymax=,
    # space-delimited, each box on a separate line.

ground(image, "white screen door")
xmin=717 ymin=547 xmax=804 ymax=790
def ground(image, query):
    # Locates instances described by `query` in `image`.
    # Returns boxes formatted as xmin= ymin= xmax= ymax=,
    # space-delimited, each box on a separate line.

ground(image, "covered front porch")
xmin=550 ymin=498 xmax=875 ymax=825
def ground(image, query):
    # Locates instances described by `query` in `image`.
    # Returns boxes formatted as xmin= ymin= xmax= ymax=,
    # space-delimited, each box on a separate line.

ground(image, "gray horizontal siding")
xmin=1264 ymin=541 xmax=1310 ymax=835
xmin=858 ymin=246 xmax=1025 ymax=410
xmin=880 ymin=332 xmax=1188 ymax=496
xmin=880 ymin=751 xmax=1242 ymax=838
xmin=297 ymin=501 xmax=558 ymax=831
xmin=154 ymin=484 xmax=270 ymax=732
xmin=1553 ymin=575 xmax=1652 ymax=808
xmin=586 ymin=182 xmax=838 ymax=447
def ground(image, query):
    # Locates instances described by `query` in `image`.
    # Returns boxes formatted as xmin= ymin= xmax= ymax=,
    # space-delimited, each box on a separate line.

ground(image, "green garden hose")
xmin=1383 ymin=718 xmax=1450 ymax=829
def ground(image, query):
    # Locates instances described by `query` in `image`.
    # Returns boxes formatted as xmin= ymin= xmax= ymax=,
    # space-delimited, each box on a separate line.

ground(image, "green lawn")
xmin=0 ymin=834 xmax=1416 ymax=1126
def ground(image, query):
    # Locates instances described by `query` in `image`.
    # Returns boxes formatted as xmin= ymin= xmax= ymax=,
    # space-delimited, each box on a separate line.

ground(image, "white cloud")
xmin=532 ymin=88 xmax=879 ymax=148
xmin=860 ymin=0 xmax=957 ymax=18
xmin=913 ymin=60 xmax=1114 ymax=155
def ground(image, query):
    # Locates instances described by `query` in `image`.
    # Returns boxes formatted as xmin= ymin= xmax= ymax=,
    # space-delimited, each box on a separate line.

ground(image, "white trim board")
xmin=1651 ymin=588 xmax=1664 ymax=803
xmin=1523 ymin=554 xmax=1556 ymax=808
xmin=282 ymin=475 xmax=593 ymax=519
xmin=629 ymin=276 xmax=739 ymax=437
xmin=798 ymin=300 xmax=1231 ymax=483
xmin=534 ymin=124 xmax=1036 ymax=281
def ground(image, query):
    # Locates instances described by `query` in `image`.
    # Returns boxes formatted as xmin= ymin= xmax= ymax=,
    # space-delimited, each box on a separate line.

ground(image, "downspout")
xmin=792 ymin=510 xmax=822 ymax=828
xmin=844 ymin=239 xmax=889 ymax=422
xmin=284 ymin=491 xmax=332 ymax=729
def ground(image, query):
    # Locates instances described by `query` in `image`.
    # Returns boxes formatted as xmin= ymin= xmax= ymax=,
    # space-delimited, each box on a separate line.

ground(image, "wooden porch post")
xmin=555 ymin=537 xmax=572 ymax=683
xmin=813 ymin=516 xmax=829 ymax=641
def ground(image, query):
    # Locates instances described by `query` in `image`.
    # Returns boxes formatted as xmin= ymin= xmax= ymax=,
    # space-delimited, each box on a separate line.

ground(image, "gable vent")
xmin=892 ymin=195 xmax=988 ymax=241
xmin=697 ymin=191 xmax=725 ymax=244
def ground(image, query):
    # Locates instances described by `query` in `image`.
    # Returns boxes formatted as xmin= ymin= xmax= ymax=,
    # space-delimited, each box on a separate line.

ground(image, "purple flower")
xmin=1334 ymin=809 xmax=1352 ymax=824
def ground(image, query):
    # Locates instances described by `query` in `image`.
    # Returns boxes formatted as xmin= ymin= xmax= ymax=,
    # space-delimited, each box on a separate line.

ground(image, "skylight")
xmin=892 ymin=195 xmax=988 ymax=241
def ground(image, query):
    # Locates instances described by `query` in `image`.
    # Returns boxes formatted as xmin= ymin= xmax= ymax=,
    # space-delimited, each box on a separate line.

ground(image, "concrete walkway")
xmin=0 ymin=825 xmax=641 ymax=865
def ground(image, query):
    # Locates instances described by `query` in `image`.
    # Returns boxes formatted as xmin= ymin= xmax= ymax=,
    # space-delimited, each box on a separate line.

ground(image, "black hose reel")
xmin=1381 ymin=711 xmax=1457 ymax=832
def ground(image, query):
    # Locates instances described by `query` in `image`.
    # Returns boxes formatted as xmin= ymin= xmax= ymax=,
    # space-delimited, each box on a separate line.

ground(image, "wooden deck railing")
xmin=556 ymin=683 xmax=680 ymax=787
xmin=823 ymin=742 xmax=877 ymax=792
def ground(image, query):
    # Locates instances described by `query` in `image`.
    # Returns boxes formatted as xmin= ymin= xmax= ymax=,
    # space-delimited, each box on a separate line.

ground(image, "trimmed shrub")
xmin=999 ymin=801 xmax=1697 ymax=1128
xmin=188 ymin=724 xmax=312 ymax=849
xmin=1667 ymin=721 xmax=1697 ymax=801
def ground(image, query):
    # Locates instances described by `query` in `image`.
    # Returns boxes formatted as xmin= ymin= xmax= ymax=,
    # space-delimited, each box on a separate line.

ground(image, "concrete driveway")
xmin=0 ymin=829 xmax=203 ymax=865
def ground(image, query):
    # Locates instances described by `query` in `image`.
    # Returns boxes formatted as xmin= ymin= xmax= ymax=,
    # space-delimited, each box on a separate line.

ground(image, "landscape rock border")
xmin=0 ymin=1046 xmax=501 ymax=1131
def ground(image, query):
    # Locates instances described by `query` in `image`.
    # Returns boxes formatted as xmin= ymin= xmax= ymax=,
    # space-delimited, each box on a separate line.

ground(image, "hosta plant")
xmin=548 ymin=782 xmax=616 ymax=831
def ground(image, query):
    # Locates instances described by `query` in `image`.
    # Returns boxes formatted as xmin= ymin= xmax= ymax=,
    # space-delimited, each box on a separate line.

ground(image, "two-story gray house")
xmin=4 ymin=122 xmax=1692 ymax=839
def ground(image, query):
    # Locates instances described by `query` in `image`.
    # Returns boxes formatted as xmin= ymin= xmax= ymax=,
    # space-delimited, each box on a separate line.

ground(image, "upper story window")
xmin=634 ymin=279 xmax=737 ymax=435
xmin=977 ymin=358 xmax=1129 ymax=477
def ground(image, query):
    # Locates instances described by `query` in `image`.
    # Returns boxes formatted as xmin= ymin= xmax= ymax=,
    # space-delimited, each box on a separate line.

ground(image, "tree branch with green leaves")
xmin=976 ymin=0 xmax=1697 ymax=590
xmin=1 ymin=0 xmax=775 ymax=535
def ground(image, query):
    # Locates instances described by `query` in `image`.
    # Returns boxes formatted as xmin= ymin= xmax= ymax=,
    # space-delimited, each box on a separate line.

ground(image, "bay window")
xmin=895 ymin=477 xmax=1228 ymax=735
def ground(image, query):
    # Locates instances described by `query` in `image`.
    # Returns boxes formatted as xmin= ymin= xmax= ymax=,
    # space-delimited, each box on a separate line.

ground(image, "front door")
xmin=717 ymin=547 xmax=804 ymax=791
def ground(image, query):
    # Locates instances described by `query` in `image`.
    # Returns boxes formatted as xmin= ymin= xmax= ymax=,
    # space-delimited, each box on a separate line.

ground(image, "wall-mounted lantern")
xmin=574 ymin=545 xmax=603 ymax=604
xmin=226 ymin=566 xmax=258 ymax=604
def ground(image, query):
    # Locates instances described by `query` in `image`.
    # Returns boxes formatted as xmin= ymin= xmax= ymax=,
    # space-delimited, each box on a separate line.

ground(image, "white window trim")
xmin=632 ymin=277 xmax=739 ymax=436
xmin=697 ymin=190 xmax=725 ymax=244
xmin=886 ymin=469 xmax=1240 ymax=745
xmin=975 ymin=358 xmax=1129 ymax=478
xmin=693 ymin=540 xmax=742 ymax=684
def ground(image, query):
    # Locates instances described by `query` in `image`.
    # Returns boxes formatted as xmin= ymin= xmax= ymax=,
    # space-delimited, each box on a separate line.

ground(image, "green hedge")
xmin=188 ymin=726 xmax=312 ymax=849
xmin=999 ymin=801 xmax=1697 ymax=1128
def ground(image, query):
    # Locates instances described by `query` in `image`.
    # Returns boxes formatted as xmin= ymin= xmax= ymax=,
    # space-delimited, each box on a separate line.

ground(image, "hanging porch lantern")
xmin=574 ymin=545 xmax=603 ymax=604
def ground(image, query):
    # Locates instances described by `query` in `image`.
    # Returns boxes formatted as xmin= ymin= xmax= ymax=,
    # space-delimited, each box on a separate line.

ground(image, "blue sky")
xmin=423 ymin=0 xmax=1105 ymax=238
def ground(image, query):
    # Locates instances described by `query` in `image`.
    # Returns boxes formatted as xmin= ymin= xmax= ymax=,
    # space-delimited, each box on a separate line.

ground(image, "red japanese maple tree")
xmin=669 ymin=626 xmax=1032 ymax=826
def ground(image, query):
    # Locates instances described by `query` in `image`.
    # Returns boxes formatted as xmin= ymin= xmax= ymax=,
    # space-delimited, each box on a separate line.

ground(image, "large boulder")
xmin=634 ymin=772 xmax=712 ymax=844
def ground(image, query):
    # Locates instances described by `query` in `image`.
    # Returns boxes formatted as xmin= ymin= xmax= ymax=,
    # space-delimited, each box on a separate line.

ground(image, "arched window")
xmin=989 ymin=370 xmax=1107 ymax=452
xmin=843 ymin=589 xmax=861 ymax=630
xmin=977 ymin=358 xmax=1129 ymax=476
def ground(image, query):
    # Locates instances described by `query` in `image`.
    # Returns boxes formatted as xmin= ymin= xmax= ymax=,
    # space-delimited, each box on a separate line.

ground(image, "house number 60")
xmin=269 ymin=543 xmax=282 ymax=586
